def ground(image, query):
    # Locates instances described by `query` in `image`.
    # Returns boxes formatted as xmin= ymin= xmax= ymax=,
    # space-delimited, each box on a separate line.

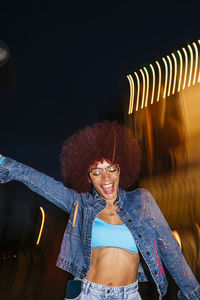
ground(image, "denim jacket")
xmin=0 ymin=157 xmax=199 ymax=300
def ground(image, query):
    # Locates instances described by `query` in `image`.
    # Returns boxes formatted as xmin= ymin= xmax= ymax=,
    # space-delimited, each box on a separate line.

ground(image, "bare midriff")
xmin=85 ymin=208 xmax=140 ymax=286
xmin=86 ymin=247 xmax=140 ymax=286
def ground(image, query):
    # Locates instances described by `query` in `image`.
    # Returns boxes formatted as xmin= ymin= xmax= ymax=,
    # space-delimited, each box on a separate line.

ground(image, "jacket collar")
xmin=91 ymin=188 xmax=125 ymax=209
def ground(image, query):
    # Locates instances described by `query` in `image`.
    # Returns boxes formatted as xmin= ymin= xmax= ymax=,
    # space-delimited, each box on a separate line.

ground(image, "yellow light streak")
xmin=156 ymin=61 xmax=161 ymax=102
xmin=192 ymin=42 xmax=198 ymax=85
xmin=162 ymin=57 xmax=168 ymax=99
xmin=172 ymin=230 xmax=182 ymax=250
xmin=143 ymin=67 xmax=149 ymax=107
xmin=182 ymin=47 xmax=188 ymax=89
xmin=36 ymin=206 xmax=45 ymax=246
xmin=140 ymin=69 xmax=146 ymax=109
xmin=134 ymin=72 xmax=140 ymax=111
xmin=171 ymin=53 xmax=177 ymax=94
xmin=167 ymin=55 xmax=172 ymax=97
xmin=150 ymin=64 xmax=155 ymax=104
xmin=198 ymin=40 xmax=200 ymax=83
xmin=177 ymin=50 xmax=183 ymax=92
xmin=187 ymin=44 xmax=193 ymax=87
xmin=72 ymin=202 xmax=79 ymax=227
xmin=127 ymin=74 xmax=134 ymax=114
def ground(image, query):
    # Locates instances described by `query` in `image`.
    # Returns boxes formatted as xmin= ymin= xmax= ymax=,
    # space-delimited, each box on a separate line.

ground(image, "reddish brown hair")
xmin=60 ymin=121 xmax=141 ymax=192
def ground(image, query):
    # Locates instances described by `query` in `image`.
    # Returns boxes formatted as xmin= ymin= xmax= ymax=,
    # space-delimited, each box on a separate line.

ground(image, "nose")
xmin=102 ymin=170 xmax=110 ymax=180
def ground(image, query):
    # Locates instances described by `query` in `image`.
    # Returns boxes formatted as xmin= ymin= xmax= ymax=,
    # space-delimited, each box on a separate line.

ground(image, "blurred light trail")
xmin=36 ymin=206 xmax=45 ymax=246
xmin=188 ymin=45 xmax=193 ymax=87
xmin=192 ymin=42 xmax=198 ymax=85
xmin=156 ymin=61 xmax=161 ymax=102
xmin=198 ymin=40 xmax=200 ymax=83
xmin=126 ymin=39 xmax=200 ymax=114
xmin=162 ymin=57 xmax=168 ymax=99
xmin=150 ymin=64 xmax=155 ymax=104
xmin=140 ymin=68 xmax=146 ymax=109
xmin=177 ymin=50 xmax=183 ymax=92
xmin=167 ymin=55 xmax=173 ymax=97
xmin=172 ymin=230 xmax=182 ymax=250
xmin=182 ymin=47 xmax=188 ymax=90
xmin=172 ymin=53 xmax=177 ymax=94
xmin=144 ymin=67 xmax=149 ymax=107
xmin=135 ymin=72 xmax=140 ymax=111
xmin=127 ymin=74 xmax=134 ymax=114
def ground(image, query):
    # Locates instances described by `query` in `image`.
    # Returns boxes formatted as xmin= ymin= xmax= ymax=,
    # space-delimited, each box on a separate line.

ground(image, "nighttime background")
xmin=0 ymin=1 xmax=200 ymax=299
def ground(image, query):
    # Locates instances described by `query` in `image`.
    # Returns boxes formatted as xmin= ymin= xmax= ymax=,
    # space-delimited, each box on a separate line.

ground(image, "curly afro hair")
xmin=60 ymin=121 xmax=141 ymax=193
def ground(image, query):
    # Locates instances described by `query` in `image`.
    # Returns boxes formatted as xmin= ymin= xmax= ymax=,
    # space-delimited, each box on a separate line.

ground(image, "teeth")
xmin=102 ymin=184 xmax=113 ymax=188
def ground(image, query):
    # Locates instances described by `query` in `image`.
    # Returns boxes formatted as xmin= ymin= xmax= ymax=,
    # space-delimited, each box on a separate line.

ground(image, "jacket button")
xmin=128 ymin=219 xmax=132 ymax=223
xmin=146 ymin=251 xmax=150 ymax=255
xmin=155 ymin=271 xmax=157 ymax=275
xmin=138 ymin=234 xmax=142 ymax=238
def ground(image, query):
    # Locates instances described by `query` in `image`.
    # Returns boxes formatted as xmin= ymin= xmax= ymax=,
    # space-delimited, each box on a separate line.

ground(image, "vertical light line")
xmin=140 ymin=69 xmax=146 ymax=109
xmin=156 ymin=61 xmax=161 ymax=102
xmin=127 ymin=74 xmax=134 ymax=114
xmin=171 ymin=53 xmax=177 ymax=94
xmin=134 ymin=72 xmax=140 ymax=111
xmin=182 ymin=47 xmax=188 ymax=89
xmin=72 ymin=202 xmax=79 ymax=227
xmin=192 ymin=42 xmax=198 ymax=85
xmin=144 ymin=67 xmax=149 ymax=107
xmin=162 ymin=57 xmax=168 ymax=99
xmin=197 ymin=40 xmax=200 ymax=82
xmin=36 ymin=207 xmax=45 ymax=246
xmin=167 ymin=55 xmax=173 ymax=97
xmin=150 ymin=64 xmax=155 ymax=104
xmin=187 ymin=44 xmax=193 ymax=87
xmin=177 ymin=50 xmax=183 ymax=92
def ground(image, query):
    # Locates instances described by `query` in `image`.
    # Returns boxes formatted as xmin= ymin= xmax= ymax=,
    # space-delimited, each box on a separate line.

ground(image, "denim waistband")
xmin=81 ymin=279 xmax=139 ymax=297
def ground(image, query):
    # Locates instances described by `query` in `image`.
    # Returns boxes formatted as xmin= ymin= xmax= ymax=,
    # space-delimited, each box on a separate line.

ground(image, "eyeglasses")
xmin=89 ymin=164 xmax=120 ymax=181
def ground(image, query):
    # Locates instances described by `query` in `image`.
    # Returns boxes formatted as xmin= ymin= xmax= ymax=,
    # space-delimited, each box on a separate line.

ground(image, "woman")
xmin=0 ymin=121 xmax=199 ymax=300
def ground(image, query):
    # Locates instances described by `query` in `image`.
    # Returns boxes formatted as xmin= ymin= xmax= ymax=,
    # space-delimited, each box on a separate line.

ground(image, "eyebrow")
xmin=91 ymin=164 xmax=113 ymax=170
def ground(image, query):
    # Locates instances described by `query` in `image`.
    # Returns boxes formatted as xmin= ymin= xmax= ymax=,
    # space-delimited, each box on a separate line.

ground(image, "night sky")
xmin=0 ymin=1 xmax=200 ymax=179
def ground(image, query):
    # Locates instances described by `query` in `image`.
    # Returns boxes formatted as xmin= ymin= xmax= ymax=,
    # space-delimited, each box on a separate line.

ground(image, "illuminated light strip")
xmin=72 ymin=202 xmax=79 ymax=227
xmin=162 ymin=57 xmax=168 ymax=98
xmin=36 ymin=207 xmax=45 ymax=246
xmin=187 ymin=45 xmax=193 ymax=87
xmin=150 ymin=64 xmax=155 ymax=104
xmin=167 ymin=55 xmax=173 ymax=97
xmin=127 ymin=74 xmax=134 ymax=114
xmin=177 ymin=50 xmax=183 ymax=92
xmin=144 ymin=67 xmax=149 ymax=107
xmin=198 ymin=40 xmax=200 ymax=83
xmin=140 ymin=69 xmax=146 ymax=109
xmin=172 ymin=230 xmax=182 ymax=250
xmin=156 ymin=61 xmax=161 ymax=102
xmin=171 ymin=53 xmax=177 ymax=94
xmin=134 ymin=72 xmax=140 ymax=111
xmin=192 ymin=42 xmax=198 ymax=85
xmin=182 ymin=47 xmax=188 ymax=89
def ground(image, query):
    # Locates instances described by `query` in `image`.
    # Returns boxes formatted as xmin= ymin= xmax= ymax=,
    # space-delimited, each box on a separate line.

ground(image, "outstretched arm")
xmin=0 ymin=155 xmax=79 ymax=213
xmin=147 ymin=191 xmax=200 ymax=300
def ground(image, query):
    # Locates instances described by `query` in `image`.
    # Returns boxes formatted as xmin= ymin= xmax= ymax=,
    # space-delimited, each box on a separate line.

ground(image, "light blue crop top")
xmin=92 ymin=217 xmax=138 ymax=254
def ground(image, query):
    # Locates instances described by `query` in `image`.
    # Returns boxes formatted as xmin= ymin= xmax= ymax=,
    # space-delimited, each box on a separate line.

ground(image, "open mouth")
xmin=101 ymin=183 xmax=114 ymax=194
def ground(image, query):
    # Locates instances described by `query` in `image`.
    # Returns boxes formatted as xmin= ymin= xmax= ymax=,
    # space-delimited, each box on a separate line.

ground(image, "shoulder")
xmin=124 ymin=188 xmax=155 ymax=210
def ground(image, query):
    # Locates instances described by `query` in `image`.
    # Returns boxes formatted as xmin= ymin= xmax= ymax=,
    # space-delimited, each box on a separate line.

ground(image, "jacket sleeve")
xmin=0 ymin=157 xmax=79 ymax=213
xmin=147 ymin=190 xmax=200 ymax=300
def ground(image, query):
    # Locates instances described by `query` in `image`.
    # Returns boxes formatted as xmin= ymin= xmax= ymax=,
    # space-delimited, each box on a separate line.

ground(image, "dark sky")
xmin=0 ymin=1 xmax=200 ymax=178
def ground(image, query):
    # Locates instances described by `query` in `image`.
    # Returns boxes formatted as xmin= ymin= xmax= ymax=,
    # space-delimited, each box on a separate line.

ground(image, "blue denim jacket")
xmin=0 ymin=157 xmax=199 ymax=300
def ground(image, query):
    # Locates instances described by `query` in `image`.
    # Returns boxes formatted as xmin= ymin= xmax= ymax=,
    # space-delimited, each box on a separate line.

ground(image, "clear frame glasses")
xmin=89 ymin=164 xmax=120 ymax=181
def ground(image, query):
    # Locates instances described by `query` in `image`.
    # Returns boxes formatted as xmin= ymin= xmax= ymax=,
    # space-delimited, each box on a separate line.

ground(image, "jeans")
xmin=65 ymin=279 xmax=142 ymax=299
